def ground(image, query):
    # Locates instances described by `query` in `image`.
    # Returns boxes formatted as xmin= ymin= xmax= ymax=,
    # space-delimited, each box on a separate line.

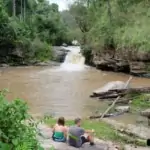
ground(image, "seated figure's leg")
xmin=81 ymin=133 xmax=95 ymax=145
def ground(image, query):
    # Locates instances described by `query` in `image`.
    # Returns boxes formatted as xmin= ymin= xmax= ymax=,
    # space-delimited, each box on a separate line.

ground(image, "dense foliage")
xmin=0 ymin=89 xmax=42 ymax=150
xmin=61 ymin=10 xmax=82 ymax=43
xmin=0 ymin=0 xmax=71 ymax=64
xmin=2 ymin=0 xmax=150 ymax=64
xmin=69 ymin=0 xmax=150 ymax=53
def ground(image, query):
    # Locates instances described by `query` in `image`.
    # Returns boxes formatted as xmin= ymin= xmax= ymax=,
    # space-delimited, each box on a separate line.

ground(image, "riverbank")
xmin=0 ymin=46 xmax=69 ymax=67
xmin=90 ymin=84 xmax=150 ymax=125
xmin=82 ymin=46 xmax=150 ymax=78
xmin=1 ymin=45 xmax=150 ymax=79
xmin=43 ymin=117 xmax=147 ymax=148
xmin=37 ymin=121 xmax=120 ymax=150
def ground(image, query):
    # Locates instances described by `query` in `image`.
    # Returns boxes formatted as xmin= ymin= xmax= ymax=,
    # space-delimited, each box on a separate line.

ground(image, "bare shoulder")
xmin=64 ymin=126 xmax=68 ymax=131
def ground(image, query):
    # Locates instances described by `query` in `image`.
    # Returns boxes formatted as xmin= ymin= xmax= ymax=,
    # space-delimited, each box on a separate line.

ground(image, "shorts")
xmin=81 ymin=135 xmax=90 ymax=144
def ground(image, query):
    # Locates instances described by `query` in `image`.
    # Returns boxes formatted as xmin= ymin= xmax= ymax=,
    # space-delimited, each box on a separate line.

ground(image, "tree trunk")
xmin=23 ymin=0 xmax=26 ymax=21
xmin=13 ymin=0 xmax=16 ymax=17
xmin=107 ymin=0 xmax=112 ymax=23
xmin=21 ymin=0 xmax=23 ymax=20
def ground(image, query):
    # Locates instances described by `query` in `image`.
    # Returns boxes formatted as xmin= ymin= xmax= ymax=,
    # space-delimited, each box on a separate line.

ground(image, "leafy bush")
xmin=71 ymin=0 xmax=150 ymax=55
xmin=30 ymin=38 xmax=53 ymax=61
xmin=0 ymin=0 xmax=71 ymax=64
xmin=0 ymin=89 xmax=42 ymax=150
xmin=0 ymin=3 xmax=16 ymax=50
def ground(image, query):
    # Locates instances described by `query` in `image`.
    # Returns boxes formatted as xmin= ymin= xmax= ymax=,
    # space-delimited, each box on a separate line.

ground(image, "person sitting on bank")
xmin=68 ymin=118 xmax=95 ymax=148
xmin=52 ymin=117 xmax=68 ymax=142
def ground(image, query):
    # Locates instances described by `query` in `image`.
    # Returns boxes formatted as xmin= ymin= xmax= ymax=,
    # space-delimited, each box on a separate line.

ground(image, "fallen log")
xmin=100 ymin=77 xmax=133 ymax=119
xmin=99 ymin=93 xmax=125 ymax=99
xmin=110 ymin=87 xmax=150 ymax=94
xmin=91 ymin=87 xmax=150 ymax=98
xmin=90 ymin=91 xmax=117 ymax=98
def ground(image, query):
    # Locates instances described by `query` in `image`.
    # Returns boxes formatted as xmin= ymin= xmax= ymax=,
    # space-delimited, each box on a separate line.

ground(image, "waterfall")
xmin=60 ymin=46 xmax=85 ymax=71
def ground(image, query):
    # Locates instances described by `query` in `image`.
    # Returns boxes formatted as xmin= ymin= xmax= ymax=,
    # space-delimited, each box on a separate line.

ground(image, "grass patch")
xmin=130 ymin=94 xmax=150 ymax=112
xmin=43 ymin=117 xmax=146 ymax=146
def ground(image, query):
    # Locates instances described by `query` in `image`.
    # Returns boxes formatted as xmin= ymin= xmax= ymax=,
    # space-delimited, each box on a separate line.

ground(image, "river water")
xmin=0 ymin=46 xmax=150 ymax=123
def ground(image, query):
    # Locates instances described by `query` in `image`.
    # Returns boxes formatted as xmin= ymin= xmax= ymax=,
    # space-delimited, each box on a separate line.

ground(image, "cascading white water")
xmin=60 ymin=46 xmax=85 ymax=71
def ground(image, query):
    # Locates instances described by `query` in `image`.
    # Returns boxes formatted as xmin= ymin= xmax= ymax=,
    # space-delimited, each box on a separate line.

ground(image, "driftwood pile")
xmin=89 ymin=77 xmax=150 ymax=119
xmin=90 ymin=87 xmax=150 ymax=99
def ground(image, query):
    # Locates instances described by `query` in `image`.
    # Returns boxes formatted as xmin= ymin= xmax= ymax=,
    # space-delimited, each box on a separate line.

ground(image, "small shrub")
xmin=0 ymin=89 xmax=40 ymax=150
xmin=30 ymin=38 xmax=53 ymax=61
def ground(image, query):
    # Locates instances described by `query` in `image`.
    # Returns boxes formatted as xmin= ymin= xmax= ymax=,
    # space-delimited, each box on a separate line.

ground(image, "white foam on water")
xmin=60 ymin=46 xmax=85 ymax=72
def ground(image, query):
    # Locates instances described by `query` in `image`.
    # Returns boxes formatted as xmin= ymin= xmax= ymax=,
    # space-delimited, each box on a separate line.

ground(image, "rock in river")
xmin=115 ymin=106 xmax=130 ymax=113
xmin=93 ymin=81 xmax=129 ymax=95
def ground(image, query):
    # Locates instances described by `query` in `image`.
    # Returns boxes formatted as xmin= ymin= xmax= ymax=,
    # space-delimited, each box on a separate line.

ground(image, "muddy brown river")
xmin=0 ymin=65 xmax=150 ymax=120
xmin=0 ymin=46 xmax=150 ymax=123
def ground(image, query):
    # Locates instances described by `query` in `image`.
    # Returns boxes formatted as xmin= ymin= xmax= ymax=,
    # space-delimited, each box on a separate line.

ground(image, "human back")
xmin=68 ymin=118 xmax=95 ymax=148
xmin=69 ymin=125 xmax=85 ymax=147
xmin=52 ymin=117 xmax=68 ymax=142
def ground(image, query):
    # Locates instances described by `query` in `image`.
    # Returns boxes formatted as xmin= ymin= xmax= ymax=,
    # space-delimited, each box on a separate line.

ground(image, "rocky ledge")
xmin=102 ymin=118 xmax=150 ymax=140
xmin=89 ymin=49 xmax=150 ymax=78
xmin=0 ymin=46 xmax=69 ymax=67
xmin=37 ymin=123 xmax=149 ymax=150
xmin=53 ymin=46 xmax=70 ymax=63
xmin=37 ymin=123 xmax=119 ymax=150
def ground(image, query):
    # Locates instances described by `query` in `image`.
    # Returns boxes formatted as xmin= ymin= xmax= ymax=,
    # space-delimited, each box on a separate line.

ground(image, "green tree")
xmin=0 ymin=0 xmax=70 ymax=64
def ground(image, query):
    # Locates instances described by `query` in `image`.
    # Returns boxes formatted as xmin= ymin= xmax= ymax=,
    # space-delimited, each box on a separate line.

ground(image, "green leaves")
xmin=0 ymin=0 xmax=70 ymax=65
xmin=0 ymin=89 xmax=39 ymax=150
xmin=0 ymin=142 xmax=10 ymax=150
xmin=71 ymin=0 xmax=150 ymax=53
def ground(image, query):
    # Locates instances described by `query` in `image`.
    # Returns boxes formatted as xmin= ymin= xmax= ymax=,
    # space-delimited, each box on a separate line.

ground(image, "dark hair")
xmin=74 ymin=118 xmax=81 ymax=124
xmin=57 ymin=117 xmax=65 ymax=126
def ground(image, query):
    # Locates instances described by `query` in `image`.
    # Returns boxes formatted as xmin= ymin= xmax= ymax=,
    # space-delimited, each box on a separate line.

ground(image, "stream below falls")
xmin=0 ymin=46 xmax=150 ymax=124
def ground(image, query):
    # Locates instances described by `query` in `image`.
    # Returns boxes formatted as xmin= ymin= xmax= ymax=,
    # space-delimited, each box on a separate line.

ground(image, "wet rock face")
xmin=90 ymin=49 xmax=150 ymax=77
xmin=93 ymin=59 xmax=130 ymax=73
xmin=53 ymin=46 xmax=70 ymax=63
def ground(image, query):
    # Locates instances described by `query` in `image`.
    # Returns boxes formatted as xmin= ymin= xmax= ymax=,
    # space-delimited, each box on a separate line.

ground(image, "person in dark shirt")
xmin=68 ymin=118 xmax=95 ymax=148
